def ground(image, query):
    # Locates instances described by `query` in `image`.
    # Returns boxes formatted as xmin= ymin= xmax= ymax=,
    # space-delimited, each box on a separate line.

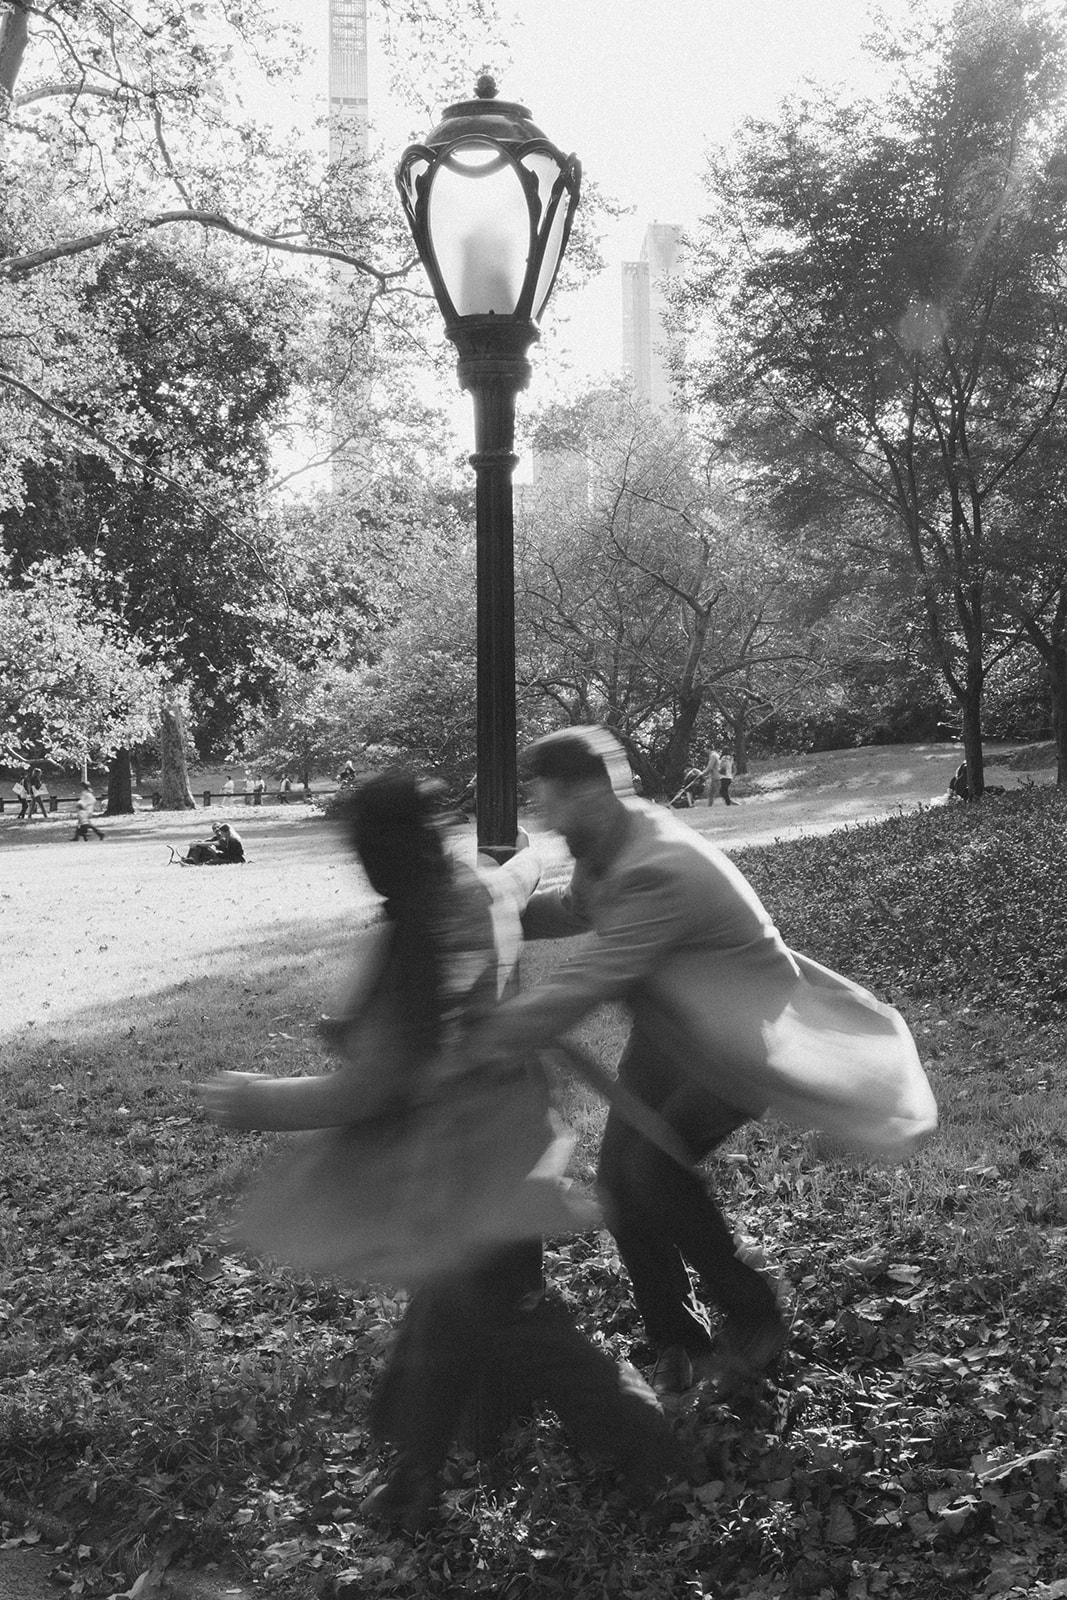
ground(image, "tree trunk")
xmin=1048 ymin=647 xmax=1067 ymax=786
xmin=662 ymin=691 xmax=704 ymax=796
xmin=959 ymin=665 xmax=985 ymax=801
xmin=159 ymin=700 xmax=197 ymax=809
xmin=0 ymin=5 xmax=29 ymax=104
xmin=732 ymin=708 xmax=750 ymax=774
xmin=105 ymin=748 xmax=134 ymax=815
xmin=1012 ymin=586 xmax=1067 ymax=785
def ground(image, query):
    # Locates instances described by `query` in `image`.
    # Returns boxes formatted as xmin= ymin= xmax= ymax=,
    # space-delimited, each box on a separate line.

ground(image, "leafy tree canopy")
xmin=0 ymin=554 xmax=161 ymax=765
xmin=679 ymin=0 xmax=1067 ymax=785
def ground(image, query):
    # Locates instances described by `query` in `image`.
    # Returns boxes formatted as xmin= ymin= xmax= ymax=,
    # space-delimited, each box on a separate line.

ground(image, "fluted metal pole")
xmin=451 ymin=319 xmax=541 ymax=1450
xmin=452 ymin=319 xmax=537 ymax=863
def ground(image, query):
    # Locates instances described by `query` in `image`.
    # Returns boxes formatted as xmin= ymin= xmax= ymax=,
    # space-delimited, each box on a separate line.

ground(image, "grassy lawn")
xmin=2 ymin=778 xmax=1066 ymax=1599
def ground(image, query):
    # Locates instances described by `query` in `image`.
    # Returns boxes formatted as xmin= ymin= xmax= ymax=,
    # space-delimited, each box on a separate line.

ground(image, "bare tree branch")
xmin=0 ymin=208 xmax=417 ymax=286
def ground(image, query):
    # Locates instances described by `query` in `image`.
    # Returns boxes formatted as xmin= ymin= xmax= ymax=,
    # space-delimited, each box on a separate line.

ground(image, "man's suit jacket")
xmin=481 ymin=801 xmax=936 ymax=1156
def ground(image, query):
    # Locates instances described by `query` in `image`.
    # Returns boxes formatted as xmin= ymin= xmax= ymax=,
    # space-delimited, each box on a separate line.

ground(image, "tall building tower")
xmin=622 ymin=223 xmax=683 ymax=410
xmin=328 ymin=0 xmax=370 ymax=493
xmin=329 ymin=0 xmax=369 ymax=166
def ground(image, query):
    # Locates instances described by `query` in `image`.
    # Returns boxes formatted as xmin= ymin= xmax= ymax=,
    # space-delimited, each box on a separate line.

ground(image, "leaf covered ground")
xmin=1 ymin=787 xmax=1066 ymax=1598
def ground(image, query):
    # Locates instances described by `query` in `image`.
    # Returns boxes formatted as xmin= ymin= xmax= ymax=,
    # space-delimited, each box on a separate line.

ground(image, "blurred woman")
xmin=200 ymin=774 xmax=677 ymax=1533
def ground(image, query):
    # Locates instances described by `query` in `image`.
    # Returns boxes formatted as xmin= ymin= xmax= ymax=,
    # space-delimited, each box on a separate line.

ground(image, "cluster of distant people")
xmin=10 ymin=765 xmax=52 ymax=820
xmin=670 ymin=745 xmax=737 ymax=809
xmin=4 ymin=761 xmax=365 ymax=831
xmin=9 ymin=766 xmax=105 ymax=840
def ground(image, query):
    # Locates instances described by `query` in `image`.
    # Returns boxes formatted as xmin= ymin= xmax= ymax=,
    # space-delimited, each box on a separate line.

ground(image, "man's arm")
xmin=521 ymin=881 xmax=591 ymax=940
xmin=471 ymin=864 xmax=692 ymax=1056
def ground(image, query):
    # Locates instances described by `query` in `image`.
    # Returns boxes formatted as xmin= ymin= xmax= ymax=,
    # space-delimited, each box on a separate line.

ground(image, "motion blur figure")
xmin=466 ymin=728 xmax=933 ymax=1402
xmin=201 ymin=774 xmax=679 ymax=1534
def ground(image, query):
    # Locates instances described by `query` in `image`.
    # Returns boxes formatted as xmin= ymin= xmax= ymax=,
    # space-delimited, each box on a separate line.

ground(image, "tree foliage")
xmin=0 ymin=555 xmax=161 ymax=764
xmin=681 ymin=0 xmax=1067 ymax=790
xmin=1 ymin=238 xmax=306 ymax=754
xmin=516 ymin=389 xmax=835 ymax=789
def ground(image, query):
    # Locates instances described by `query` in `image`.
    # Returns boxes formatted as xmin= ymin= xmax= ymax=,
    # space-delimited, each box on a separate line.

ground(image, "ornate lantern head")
xmin=396 ymin=75 xmax=581 ymax=338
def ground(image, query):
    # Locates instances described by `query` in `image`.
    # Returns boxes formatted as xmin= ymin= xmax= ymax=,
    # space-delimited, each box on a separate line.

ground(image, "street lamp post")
xmin=396 ymin=75 xmax=580 ymax=1450
xmin=396 ymin=74 xmax=581 ymax=860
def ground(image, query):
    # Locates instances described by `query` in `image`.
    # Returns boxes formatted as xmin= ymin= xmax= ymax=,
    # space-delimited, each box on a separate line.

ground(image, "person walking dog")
xmin=700 ymin=747 xmax=721 ymax=805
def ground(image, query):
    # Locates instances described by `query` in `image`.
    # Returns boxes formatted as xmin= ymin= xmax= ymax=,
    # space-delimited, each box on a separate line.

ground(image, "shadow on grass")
xmin=10 ymin=906 xmax=374 ymax=1085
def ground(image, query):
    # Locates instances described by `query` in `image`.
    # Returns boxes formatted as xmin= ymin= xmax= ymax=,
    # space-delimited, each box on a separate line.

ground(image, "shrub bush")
xmin=734 ymin=786 xmax=1067 ymax=1019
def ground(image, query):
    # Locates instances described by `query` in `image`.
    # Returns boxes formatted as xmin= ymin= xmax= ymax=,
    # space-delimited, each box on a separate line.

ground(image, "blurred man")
xmin=468 ymin=728 xmax=789 ymax=1400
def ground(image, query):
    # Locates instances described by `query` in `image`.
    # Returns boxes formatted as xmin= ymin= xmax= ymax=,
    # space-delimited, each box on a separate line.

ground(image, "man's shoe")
xmin=650 ymin=1344 xmax=694 ymax=1399
xmin=709 ymin=1312 xmax=788 ymax=1398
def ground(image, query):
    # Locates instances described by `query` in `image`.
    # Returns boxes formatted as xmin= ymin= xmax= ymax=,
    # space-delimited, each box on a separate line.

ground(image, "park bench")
xmin=200 ymin=787 xmax=337 ymax=806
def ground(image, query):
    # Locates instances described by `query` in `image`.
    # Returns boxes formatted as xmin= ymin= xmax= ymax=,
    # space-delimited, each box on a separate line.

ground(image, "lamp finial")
xmin=474 ymin=73 xmax=498 ymax=100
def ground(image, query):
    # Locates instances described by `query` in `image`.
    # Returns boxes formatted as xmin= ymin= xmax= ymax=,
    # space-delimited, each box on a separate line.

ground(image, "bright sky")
xmin=501 ymin=0 xmax=887 ymax=382
xmin=287 ymin=0 xmax=887 ymax=388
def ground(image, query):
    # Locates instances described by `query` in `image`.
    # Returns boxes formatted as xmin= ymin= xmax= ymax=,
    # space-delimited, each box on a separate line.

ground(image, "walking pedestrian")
xmin=465 ymin=727 xmax=934 ymax=1402
xmin=72 ymin=782 xmax=104 ymax=841
xmin=719 ymin=748 xmax=737 ymax=805
xmin=700 ymin=747 xmax=721 ymax=805
xmin=27 ymin=767 xmax=49 ymax=819
xmin=200 ymin=774 xmax=679 ymax=1532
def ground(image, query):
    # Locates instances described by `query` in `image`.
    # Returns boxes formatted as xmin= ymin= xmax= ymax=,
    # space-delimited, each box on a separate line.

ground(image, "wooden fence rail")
xmin=1 ymin=788 xmax=345 ymax=815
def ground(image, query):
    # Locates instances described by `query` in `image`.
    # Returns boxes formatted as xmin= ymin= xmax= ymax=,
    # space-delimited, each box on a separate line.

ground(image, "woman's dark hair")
xmin=344 ymin=773 xmax=451 ymax=1056
xmin=344 ymin=773 xmax=448 ymax=902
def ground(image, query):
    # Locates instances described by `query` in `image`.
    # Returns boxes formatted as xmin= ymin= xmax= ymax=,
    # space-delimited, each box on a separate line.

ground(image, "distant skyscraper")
xmin=329 ymin=0 xmax=369 ymax=166
xmin=622 ymin=223 xmax=683 ymax=410
xmin=328 ymin=0 xmax=369 ymax=493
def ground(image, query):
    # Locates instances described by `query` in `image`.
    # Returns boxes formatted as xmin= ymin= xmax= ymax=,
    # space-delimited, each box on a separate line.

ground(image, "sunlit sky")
xmin=285 ymin=0 xmax=889 ymax=388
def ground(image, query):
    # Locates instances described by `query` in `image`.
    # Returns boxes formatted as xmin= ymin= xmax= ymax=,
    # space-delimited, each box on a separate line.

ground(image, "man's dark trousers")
xmin=597 ymin=1027 xmax=778 ymax=1357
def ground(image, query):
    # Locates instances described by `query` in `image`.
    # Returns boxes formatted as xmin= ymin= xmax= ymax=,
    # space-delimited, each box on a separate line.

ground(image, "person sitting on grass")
xmin=182 ymin=822 xmax=246 ymax=865
xmin=948 ymin=761 xmax=970 ymax=802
